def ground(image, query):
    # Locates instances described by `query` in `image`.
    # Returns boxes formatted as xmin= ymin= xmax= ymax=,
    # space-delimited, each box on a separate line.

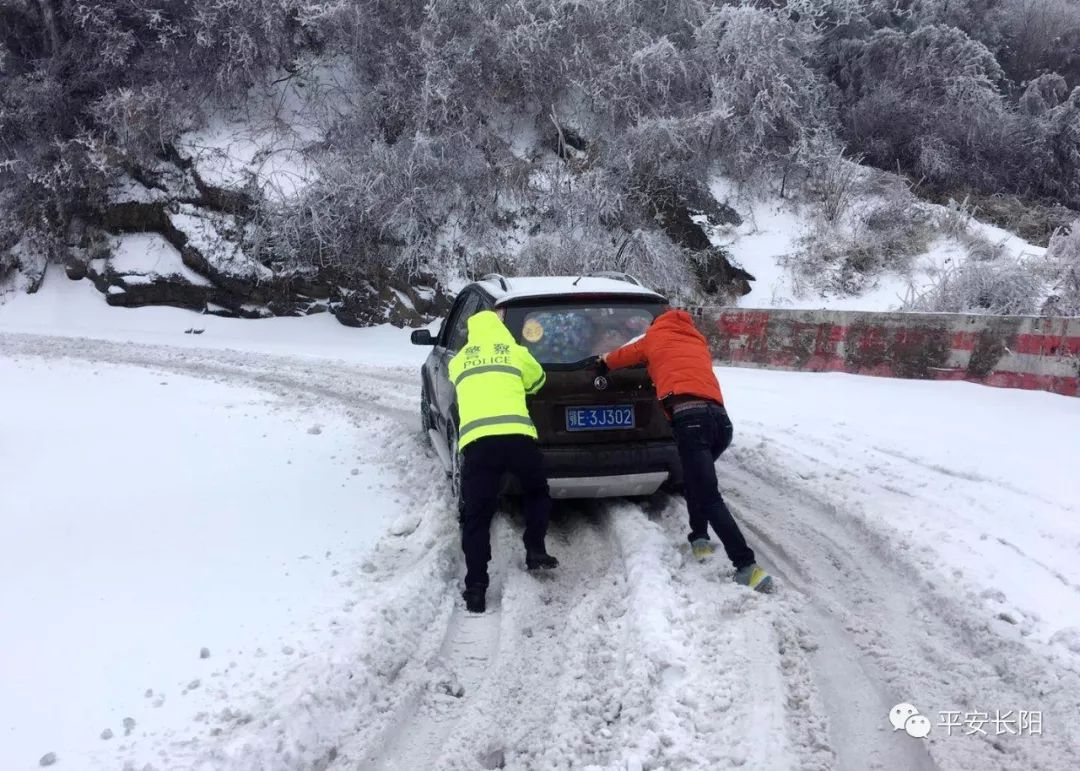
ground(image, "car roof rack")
xmin=588 ymin=271 xmax=643 ymax=287
xmin=482 ymin=273 xmax=511 ymax=291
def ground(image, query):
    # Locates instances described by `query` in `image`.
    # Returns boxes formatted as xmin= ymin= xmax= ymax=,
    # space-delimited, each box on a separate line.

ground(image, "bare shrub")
xmin=788 ymin=177 xmax=934 ymax=296
xmin=806 ymin=150 xmax=866 ymax=224
xmin=936 ymin=196 xmax=979 ymax=239
xmin=261 ymin=129 xmax=503 ymax=278
xmin=928 ymin=196 xmax=1015 ymax=263
xmin=89 ymin=84 xmax=190 ymax=158
xmin=906 ymin=258 xmax=1044 ymax=315
xmin=1041 ymin=221 xmax=1080 ymax=315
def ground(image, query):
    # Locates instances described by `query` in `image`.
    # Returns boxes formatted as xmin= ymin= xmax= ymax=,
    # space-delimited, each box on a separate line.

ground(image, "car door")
xmin=432 ymin=290 xmax=482 ymax=429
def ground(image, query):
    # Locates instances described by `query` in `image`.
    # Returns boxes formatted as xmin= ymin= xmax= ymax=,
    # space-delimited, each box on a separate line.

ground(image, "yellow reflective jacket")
xmin=449 ymin=310 xmax=546 ymax=450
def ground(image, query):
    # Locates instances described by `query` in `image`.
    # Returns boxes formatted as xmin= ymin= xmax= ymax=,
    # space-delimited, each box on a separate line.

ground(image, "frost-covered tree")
xmin=992 ymin=0 xmax=1080 ymax=87
xmin=1020 ymin=73 xmax=1070 ymax=116
xmin=697 ymin=5 xmax=833 ymax=181
xmin=1010 ymin=85 xmax=1080 ymax=208
xmin=912 ymin=0 xmax=1004 ymax=35
xmin=4 ymin=0 xmax=1080 ymax=300
xmin=767 ymin=0 xmax=869 ymax=29
xmin=0 ymin=0 xmax=305 ymax=231
xmin=1042 ymin=87 xmax=1080 ymax=187
xmin=832 ymin=24 xmax=1009 ymax=186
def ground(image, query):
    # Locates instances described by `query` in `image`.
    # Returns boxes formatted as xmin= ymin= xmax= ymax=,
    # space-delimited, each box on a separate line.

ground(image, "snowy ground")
xmin=2 ymin=278 xmax=1079 ymax=770
xmin=1 ymin=357 xmax=400 ymax=769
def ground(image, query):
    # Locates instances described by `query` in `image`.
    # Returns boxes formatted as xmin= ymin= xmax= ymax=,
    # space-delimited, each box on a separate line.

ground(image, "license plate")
xmin=565 ymin=405 xmax=635 ymax=432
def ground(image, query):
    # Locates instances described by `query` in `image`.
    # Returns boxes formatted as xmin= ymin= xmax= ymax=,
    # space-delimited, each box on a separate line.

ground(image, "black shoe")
xmin=462 ymin=586 xmax=486 ymax=613
xmin=525 ymin=551 xmax=559 ymax=571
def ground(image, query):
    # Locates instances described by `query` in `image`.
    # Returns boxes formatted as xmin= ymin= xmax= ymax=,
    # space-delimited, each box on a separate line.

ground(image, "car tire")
xmin=420 ymin=380 xmax=433 ymax=433
xmin=449 ymin=423 xmax=466 ymax=526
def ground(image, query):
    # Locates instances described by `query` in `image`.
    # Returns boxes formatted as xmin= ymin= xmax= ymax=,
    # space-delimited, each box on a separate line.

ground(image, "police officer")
xmin=450 ymin=310 xmax=558 ymax=613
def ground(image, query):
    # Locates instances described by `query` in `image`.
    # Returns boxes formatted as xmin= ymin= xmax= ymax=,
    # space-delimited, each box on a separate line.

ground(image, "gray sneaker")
xmin=690 ymin=538 xmax=715 ymax=562
xmin=733 ymin=564 xmax=775 ymax=593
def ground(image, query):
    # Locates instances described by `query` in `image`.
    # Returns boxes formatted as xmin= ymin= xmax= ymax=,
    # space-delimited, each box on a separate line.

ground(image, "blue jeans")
xmin=671 ymin=404 xmax=756 ymax=570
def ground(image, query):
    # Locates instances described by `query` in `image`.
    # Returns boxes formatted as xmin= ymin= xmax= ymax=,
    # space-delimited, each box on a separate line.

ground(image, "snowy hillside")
xmin=3 ymin=286 xmax=1080 ymax=770
xmin=709 ymin=179 xmax=1052 ymax=313
xmin=6 ymin=1 xmax=1080 ymax=320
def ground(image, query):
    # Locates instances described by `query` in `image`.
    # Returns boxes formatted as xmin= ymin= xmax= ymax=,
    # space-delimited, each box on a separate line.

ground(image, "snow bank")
xmin=98 ymin=233 xmax=212 ymax=286
xmin=0 ymin=267 xmax=431 ymax=367
xmin=720 ymin=365 xmax=1080 ymax=659
xmin=0 ymin=357 xmax=404 ymax=771
xmin=168 ymin=205 xmax=272 ymax=282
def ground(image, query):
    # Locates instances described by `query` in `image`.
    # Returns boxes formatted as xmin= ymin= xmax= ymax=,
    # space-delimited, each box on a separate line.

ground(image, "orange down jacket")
xmin=604 ymin=309 xmax=724 ymax=407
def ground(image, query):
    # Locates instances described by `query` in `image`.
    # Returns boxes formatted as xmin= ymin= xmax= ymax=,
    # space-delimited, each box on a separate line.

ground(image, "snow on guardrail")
xmin=690 ymin=307 xmax=1080 ymax=397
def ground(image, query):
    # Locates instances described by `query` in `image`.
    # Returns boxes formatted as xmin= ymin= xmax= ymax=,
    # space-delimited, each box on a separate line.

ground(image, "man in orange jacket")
xmin=597 ymin=308 xmax=774 ymax=592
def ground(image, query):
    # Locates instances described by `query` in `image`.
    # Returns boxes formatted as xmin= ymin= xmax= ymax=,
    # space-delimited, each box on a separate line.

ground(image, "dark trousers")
xmin=461 ymin=434 xmax=552 ymax=589
xmin=671 ymin=404 xmax=756 ymax=570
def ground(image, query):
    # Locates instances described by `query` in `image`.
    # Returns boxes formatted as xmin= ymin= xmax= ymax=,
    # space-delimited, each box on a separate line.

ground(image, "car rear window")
xmin=503 ymin=302 xmax=664 ymax=364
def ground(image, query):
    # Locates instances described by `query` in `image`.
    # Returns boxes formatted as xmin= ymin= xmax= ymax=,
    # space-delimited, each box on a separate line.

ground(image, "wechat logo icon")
xmin=890 ymin=703 xmax=932 ymax=739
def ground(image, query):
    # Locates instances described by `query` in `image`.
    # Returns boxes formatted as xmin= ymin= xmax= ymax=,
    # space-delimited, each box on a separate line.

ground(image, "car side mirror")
xmin=411 ymin=329 xmax=436 ymax=346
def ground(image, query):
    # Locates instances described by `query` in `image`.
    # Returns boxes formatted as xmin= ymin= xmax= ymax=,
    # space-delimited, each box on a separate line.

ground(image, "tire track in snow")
xmin=721 ymin=445 xmax=1080 ymax=771
xmin=869 ymin=444 xmax=1077 ymax=515
xmin=622 ymin=500 xmax=836 ymax=771
xmin=0 ymin=333 xmax=420 ymax=425
xmin=5 ymin=334 xmax=694 ymax=769
xmin=358 ymin=508 xmax=635 ymax=770
xmin=724 ymin=512 xmax=939 ymax=771
xmin=739 ymin=420 xmax=1080 ymax=568
xmin=361 ymin=498 xmax=837 ymax=771
xmin=357 ymin=517 xmax=514 ymax=771
xmin=472 ymin=509 xmax=634 ymax=770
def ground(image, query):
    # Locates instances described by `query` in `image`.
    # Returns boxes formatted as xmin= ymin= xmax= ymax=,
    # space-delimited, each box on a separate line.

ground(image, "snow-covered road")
xmin=2 ymin=324 xmax=1078 ymax=771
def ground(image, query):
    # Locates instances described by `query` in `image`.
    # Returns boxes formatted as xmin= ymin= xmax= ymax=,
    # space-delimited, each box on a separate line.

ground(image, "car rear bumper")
xmin=546 ymin=471 xmax=668 ymax=498
xmin=539 ymin=442 xmax=682 ymax=499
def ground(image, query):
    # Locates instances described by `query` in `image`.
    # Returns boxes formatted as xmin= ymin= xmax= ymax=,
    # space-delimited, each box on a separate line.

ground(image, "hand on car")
xmin=592 ymin=354 xmax=609 ymax=374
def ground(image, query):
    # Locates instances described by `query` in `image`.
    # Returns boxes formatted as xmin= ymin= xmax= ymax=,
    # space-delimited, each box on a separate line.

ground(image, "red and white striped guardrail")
xmin=692 ymin=308 xmax=1080 ymax=397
